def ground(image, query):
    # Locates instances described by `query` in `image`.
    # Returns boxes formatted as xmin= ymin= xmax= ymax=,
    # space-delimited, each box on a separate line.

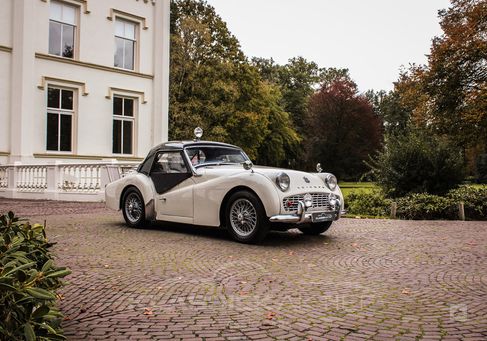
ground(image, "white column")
xmin=152 ymin=0 xmax=170 ymax=146
xmin=10 ymin=0 xmax=36 ymax=163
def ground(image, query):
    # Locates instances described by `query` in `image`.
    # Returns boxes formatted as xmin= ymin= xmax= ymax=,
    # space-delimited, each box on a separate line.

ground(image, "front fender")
xmin=193 ymin=172 xmax=281 ymax=227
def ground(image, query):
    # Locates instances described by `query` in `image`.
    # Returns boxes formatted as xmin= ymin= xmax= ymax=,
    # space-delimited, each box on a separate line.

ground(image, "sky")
xmin=205 ymin=0 xmax=451 ymax=92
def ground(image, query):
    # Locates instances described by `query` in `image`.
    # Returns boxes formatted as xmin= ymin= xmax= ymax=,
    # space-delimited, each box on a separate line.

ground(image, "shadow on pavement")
xmin=107 ymin=218 xmax=335 ymax=247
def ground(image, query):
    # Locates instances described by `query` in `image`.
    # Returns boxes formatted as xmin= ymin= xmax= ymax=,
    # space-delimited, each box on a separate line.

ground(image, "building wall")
xmin=0 ymin=0 xmax=13 ymax=163
xmin=1 ymin=0 xmax=170 ymax=164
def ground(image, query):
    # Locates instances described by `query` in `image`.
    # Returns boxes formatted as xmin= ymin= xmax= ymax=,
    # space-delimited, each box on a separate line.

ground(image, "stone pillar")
xmin=152 ymin=0 xmax=170 ymax=146
xmin=10 ymin=0 xmax=36 ymax=163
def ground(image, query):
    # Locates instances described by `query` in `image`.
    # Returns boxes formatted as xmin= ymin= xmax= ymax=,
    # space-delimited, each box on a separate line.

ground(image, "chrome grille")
xmin=282 ymin=193 xmax=332 ymax=212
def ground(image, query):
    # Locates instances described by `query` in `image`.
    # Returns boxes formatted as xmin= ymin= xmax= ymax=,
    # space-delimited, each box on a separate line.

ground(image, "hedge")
xmin=0 ymin=212 xmax=71 ymax=341
xmin=345 ymin=186 xmax=487 ymax=220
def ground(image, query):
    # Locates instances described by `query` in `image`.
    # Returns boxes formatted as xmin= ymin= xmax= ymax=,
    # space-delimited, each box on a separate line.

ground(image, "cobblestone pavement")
xmin=1 ymin=199 xmax=487 ymax=340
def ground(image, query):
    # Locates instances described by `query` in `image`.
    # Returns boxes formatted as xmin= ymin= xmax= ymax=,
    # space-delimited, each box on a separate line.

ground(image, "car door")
xmin=150 ymin=151 xmax=194 ymax=221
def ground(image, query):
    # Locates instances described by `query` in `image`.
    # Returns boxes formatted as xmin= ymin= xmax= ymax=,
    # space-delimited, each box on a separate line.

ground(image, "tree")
xmin=277 ymin=57 xmax=323 ymax=134
xmin=367 ymin=130 xmax=465 ymax=197
xmin=424 ymin=0 xmax=487 ymax=148
xmin=170 ymin=0 xmax=299 ymax=164
xmin=305 ymin=77 xmax=383 ymax=180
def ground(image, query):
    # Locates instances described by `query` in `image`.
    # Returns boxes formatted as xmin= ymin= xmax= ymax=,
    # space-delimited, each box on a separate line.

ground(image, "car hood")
xmin=198 ymin=164 xmax=340 ymax=195
xmin=252 ymin=166 xmax=332 ymax=192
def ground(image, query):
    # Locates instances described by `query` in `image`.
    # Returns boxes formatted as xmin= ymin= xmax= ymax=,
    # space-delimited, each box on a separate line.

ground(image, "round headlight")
xmin=276 ymin=172 xmax=290 ymax=192
xmin=325 ymin=174 xmax=337 ymax=191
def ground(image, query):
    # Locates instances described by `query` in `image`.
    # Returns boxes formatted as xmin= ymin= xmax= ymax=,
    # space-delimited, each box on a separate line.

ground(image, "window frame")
xmin=45 ymin=86 xmax=77 ymax=153
xmin=152 ymin=151 xmax=191 ymax=174
xmin=112 ymin=95 xmax=137 ymax=156
xmin=48 ymin=0 xmax=79 ymax=60
xmin=114 ymin=17 xmax=138 ymax=71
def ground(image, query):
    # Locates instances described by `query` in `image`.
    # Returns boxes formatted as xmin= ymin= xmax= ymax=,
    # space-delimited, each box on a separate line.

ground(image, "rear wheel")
xmin=122 ymin=187 xmax=146 ymax=228
xmin=226 ymin=191 xmax=269 ymax=244
xmin=298 ymin=221 xmax=333 ymax=235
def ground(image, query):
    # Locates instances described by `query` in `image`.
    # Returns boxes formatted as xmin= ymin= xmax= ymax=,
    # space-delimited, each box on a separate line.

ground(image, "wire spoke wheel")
xmin=125 ymin=192 xmax=143 ymax=223
xmin=229 ymin=198 xmax=258 ymax=237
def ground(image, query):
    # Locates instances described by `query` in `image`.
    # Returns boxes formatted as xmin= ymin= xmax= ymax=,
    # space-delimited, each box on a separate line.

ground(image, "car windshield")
xmin=185 ymin=146 xmax=249 ymax=168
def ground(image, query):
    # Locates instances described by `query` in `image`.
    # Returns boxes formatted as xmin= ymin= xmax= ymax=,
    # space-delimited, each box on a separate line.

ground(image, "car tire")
xmin=298 ymin=221 xmax=333 ymax=235
xmin=122 ymin=187 xmax=146 ymax=228
xmin=225 ymin=190 xmax=269 ymax=244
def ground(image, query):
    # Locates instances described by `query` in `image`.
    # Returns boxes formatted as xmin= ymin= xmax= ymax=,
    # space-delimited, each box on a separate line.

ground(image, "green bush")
xmin=0 ymin=212 xmax=71 ymax=341
xmin=447 ymin=186 xmax=487 ymax=220
xmin=396 ymin=193 xmax=457 ymax=220
xmin=367 ymin=130 xmax=464 ymax=197
xmin=345 ymin=186 xmax=487 ymax=220
xmin=345 ymin=190 xmax=392 ymax=217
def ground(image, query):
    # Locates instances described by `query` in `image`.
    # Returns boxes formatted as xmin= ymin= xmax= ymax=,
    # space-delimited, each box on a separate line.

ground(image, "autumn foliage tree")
xmin=305 ymin=77 xmax=383 ymax=180
xmin=424 ymin=0 xmax=487 ymax=148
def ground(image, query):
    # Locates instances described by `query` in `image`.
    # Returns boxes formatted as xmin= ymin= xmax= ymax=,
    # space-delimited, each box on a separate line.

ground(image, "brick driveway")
xmin=1 ymin=199 xmax=487 ymax=340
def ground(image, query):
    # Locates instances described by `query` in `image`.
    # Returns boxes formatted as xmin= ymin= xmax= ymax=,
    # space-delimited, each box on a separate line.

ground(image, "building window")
xmin=46 ymin=87 xmax=74 ymax=152
xmin=49 ymin=1 xmax=77 ymax=58
xmin=114 ymin=18 xmax=136 ymax=70
xmin=113 ymin=96 xmax=135 ymax=154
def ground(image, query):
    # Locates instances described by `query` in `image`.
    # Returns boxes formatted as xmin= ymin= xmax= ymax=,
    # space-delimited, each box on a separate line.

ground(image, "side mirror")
xmin=242 ymin=160 xmax=254 ymax=172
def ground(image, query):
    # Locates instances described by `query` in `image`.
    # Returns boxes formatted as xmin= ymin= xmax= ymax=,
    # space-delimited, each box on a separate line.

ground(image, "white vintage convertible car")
xmin=106 ymin=128 xmax=344 ymax=243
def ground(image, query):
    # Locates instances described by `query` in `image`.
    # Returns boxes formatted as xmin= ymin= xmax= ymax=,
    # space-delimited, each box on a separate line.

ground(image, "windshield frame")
xmin=183 ymin=145 xmax=250 ymax=170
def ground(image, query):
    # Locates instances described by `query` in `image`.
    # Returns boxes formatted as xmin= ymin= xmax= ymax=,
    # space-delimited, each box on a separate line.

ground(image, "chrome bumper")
xmin=269 ymin=199 xmax=343 ymax=224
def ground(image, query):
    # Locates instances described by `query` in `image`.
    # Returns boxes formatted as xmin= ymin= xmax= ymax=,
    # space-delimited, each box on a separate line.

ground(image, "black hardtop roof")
xmin=138 ymin=140 xmax=244 ymax=174
xmin=150 ymin=140 xmax=241 ymax=152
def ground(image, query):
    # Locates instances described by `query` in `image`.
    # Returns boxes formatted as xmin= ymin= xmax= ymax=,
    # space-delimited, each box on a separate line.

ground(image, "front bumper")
xmin=269 ymin=199 xmax=343 ymax=224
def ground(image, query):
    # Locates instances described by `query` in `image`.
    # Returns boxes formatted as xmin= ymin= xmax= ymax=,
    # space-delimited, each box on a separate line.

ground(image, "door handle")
xmin=160 ymin=197 xmax=166 ymax=202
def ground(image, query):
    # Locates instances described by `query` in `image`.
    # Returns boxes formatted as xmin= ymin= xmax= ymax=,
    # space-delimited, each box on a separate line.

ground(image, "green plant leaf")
xmin=32 ymin=305 xmax=50 ymax=319
xmin=3 ymin=262 xmax=36 ymax=276
xmin=25 ymin=287 xmax=56 ymax=300
xmin=24 ymin=323 xmax=35 ymax=341
xmin=0 ymin=282 xmax=17 ymax=291
xmin=44 ymin=269 xmax=72 ymax=279
xmin=41 ymin=260 xmax=53 ymax=273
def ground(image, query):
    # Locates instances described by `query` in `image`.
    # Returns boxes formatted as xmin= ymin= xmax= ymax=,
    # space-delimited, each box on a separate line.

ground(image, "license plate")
xmin=312 ymin=212 xmax=334 ymax=223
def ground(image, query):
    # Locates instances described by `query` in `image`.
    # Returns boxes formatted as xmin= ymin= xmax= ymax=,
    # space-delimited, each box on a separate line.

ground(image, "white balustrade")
xmin=0 ymin=167 xmax=8 ymax=189
xmin=0 ymin=161 xmax=139 ymax=201
xmin=59 ymin=164 xmax=102 ymax=192
xmin=17 ymin=166 xmax=48 ymax=191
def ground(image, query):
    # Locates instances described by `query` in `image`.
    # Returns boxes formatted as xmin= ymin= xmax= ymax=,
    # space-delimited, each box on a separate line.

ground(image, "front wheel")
xmin=226 ymin=191 xmax=269 ymax=244
xmin=298 ymin=221 xmax=333 ymax=235
xmin=122 ymin=187 xmax=146 ymax=228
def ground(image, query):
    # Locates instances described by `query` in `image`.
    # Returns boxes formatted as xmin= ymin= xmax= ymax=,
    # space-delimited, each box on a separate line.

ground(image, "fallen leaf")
xmin=266 ymin=311 xmax=277 ymax=320
xmin=143 ymin=308 xmax=153 ymax=315
xmin=401 ymin=288 xmax=411 ymax=295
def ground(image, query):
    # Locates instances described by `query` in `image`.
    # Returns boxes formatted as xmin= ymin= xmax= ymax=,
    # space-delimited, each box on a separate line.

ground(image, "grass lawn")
xmin=339 ymin=182 xmax=486 ymax=197
xmin=339 ymin=182 xmax=378 ymax=197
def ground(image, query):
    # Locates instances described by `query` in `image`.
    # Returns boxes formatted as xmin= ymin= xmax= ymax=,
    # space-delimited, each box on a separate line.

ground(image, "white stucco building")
xmin=0 ymin=0 xmax=170 ymax=165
